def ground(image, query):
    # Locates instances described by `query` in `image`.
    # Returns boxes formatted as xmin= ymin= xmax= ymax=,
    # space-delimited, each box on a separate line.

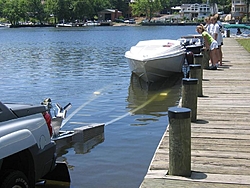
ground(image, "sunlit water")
xmin=0 ymin=25 xmax=195 ymax=188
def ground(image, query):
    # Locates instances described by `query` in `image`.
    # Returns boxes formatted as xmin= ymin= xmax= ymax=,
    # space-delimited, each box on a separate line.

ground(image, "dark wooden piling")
xmin=168 ymin=107 xmax=191 ymax=177
xmin=189 ymin=64 xmax=203 ymax=97
xmin=193 ymin=54 xmax=203 ymax=65
xmin=194 ymin=54 xmax=204 ymax=79
xmin=201 ymin=50 xmax=209 ymax=69
xmin=181 ymin=78 xmax=198 ymax=122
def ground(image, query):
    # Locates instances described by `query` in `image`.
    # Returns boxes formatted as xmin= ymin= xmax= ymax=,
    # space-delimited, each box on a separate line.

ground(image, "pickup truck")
xmin=0 ymin=99 xmax=71 ymax=187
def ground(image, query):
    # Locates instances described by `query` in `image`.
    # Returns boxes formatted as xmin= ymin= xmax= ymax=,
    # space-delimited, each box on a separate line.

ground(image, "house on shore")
xmin=98 ymin=9 xmax=122 ymax=22
xmin=231 ymin=0 xmax=249 ymax=21
xmin=179 ymin=3 xmax=211 ymax=20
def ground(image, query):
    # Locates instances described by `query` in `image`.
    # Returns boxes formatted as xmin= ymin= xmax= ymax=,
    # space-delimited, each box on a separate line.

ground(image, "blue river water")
xmin=0 ymin=25 xmax=196 ymax=188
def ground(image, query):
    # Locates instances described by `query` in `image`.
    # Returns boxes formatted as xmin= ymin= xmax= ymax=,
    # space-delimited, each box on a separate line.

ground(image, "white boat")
xmin=84 ymin=21 xmax=100 ymax=26
xmin=125 ymin=39 xmax=186 ymax=83
xmin=56 ymin=23 xmax=73 ymax=27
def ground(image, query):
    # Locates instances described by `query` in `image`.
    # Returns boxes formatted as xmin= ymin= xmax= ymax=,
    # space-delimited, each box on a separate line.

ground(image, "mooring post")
xmin=194 ymin=54 xmax=204 ymax=79
xmin=189 ymin=64 xmax=203 ymax=97
xmin=201 ymin=49 xmax=210 ymax=69
xmin=168 ymin=106 xmax=191 ymax=177
xmin=193 ymin=54 xmax=203 ymax=65
xmin=181 ymin=78 xmax=198 ymax=122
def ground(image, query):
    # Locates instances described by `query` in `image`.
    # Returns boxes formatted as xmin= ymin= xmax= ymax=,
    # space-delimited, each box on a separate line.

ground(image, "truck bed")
xmin=0 ymin=102 xmax=46 ymax=122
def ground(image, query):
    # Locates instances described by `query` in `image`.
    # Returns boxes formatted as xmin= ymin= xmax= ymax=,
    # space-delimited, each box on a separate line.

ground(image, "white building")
xmin=231 ymin=0 xmax=249 ymax=20
xmin=180 ymin=3 xmax=211 ymax=20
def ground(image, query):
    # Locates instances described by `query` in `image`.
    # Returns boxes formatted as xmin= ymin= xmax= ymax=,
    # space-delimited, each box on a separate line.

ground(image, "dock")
xmin=140 ymin=38 xmax=250 ymax=188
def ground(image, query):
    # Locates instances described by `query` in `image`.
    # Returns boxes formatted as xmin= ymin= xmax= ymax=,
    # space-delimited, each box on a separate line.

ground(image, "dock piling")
xmin=194 ymin=54 xmax=204 ymax=79
xmin=189 ymin=64 xmax=203 ymax=97
xmin=181 ymin=78 xmax=198 ymax=122
xmin=201 ymin=49 xmax=210 ymax=69
xmin=193 ymin=54 xmax=203 ymax=65
xmin=168 ymin=106 xmax=191 ymax=177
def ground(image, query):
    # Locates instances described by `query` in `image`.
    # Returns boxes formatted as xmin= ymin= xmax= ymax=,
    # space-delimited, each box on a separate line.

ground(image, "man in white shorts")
xmin=211 ymin=15 xmax=223 ymax=66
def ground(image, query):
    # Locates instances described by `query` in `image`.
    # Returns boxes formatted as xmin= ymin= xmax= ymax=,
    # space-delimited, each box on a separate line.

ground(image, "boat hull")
xmin=127 ymin=52 xmax=185 ymax=83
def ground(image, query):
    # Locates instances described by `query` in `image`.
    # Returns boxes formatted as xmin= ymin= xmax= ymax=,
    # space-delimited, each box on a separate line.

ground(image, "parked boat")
xmin=125 ymin=39 xmax=186 ymax=83
xmin=84 ymin=21 xmax=100 ymax=26
xmin=224 ymin=24 xmax=250 ymax=37
xmin=224 ymin=24 xmax=250 ymax=30
xmin=56 ymin=23 xmax=73 ymax=27
xmin=0 ymin=23 xmax=11 ymax=27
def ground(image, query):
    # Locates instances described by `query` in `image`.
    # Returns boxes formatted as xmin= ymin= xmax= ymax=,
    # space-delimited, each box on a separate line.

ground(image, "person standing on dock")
xmin=196 ymin=25 xmax=219 ymax=70
xmin=204 ymin=16 xmax=213 ymax=35
xmin=211 ymin=14 xmax=223 ymax=66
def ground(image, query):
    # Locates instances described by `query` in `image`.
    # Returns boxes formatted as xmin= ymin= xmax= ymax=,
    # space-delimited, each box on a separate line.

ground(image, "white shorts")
xmin=210 ymin=41 xmax=218 ymax=50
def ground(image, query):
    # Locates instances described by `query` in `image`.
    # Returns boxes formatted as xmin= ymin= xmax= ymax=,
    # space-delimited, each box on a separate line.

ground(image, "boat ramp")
xmin=140 ymin=37 xmax=250 ymax=187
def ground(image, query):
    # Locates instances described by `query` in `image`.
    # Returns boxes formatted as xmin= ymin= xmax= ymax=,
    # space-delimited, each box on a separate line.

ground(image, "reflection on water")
xmin=127 ymin=73 xmax=182 ymax=125
xmin=56 ymin=134 xmax=104 ymax=157
xmin=55 ymin=124 xmax=105 ymax=164
xmin=36 ymin=133 xmax=104 ymax=187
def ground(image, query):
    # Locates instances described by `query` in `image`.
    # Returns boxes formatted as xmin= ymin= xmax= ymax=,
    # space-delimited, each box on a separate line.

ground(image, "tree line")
xmin=0 ymin=0 xmax=231 ymax=25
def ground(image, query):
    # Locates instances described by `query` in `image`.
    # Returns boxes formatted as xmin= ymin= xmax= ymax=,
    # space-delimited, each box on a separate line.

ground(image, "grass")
xmin=236 ymin=38 xmax=250 ymax=53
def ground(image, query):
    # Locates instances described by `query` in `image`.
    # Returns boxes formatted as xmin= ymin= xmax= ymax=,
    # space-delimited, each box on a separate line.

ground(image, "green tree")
xmin=2 ymin=0 xmax=26 ymax=25
xmin=44 ymin=0 xmax=110 ymax=23
xmin=110 ymin=0 xmax=129 ymax=17
xmin=93 ymin=0 xmax=111 ymax=12
xmin=56 ymin=0 xmax=71 ymax=22
xmin=72 ymin=0 xmax=94 ymax=21
xmin=0 ymin=0 xmax=4 ymax=18
xmin=73 ymin=0 xmax=111 ymax=21
xmin=44 ymin=0 xmax=73 ymax=23
xmin=44 ymin=0 xmax=58 ymax=24
xmin=26 ymin=0 xmax=45 ymax=23
xmin=91 ymin=0 xmax=111 ymax=19
xmin=19 ymin=0 xmax=29 ymax=22
xmin=131 ymin=0 xmax=162 ymax=20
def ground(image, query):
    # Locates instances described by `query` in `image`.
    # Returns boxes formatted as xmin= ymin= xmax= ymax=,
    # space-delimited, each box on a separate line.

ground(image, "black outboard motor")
xmin=185 ymin=51 xmax=194 ymax=65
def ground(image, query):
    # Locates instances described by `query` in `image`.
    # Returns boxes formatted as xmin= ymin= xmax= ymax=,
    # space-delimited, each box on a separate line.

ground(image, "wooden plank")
xmin=144 ymin=170 xmax=250 ymax=185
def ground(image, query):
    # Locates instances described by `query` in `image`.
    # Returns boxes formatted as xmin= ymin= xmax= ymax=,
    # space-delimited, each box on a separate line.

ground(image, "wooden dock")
xmin=140 ymin=38 xmax=250 ymax=188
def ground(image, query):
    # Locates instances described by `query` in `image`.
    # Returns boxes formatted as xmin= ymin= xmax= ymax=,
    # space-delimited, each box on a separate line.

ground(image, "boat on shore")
xmin=84 ymin=21 xmax=101 ymax=26
xmin=0 ymin=23 xmax=6 ymax=27
xmin=125 ymin=39 xmax=186 ymax=83
xmin=56 ymin=23 xmax=73 ymax=27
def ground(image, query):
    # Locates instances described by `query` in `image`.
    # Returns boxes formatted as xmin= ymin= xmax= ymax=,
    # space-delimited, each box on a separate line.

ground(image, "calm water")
xmin=0 ymin=25 xmax=195 ymax=188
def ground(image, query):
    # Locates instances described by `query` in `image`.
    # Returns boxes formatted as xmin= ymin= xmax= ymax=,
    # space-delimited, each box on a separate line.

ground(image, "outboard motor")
xmin=185 ymin=51 xmax=194 ymax=65
xmin=41 ymin=98 xmax=72 ymax=138
xmin=182 ymin=51 xmax=194 ymax=78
